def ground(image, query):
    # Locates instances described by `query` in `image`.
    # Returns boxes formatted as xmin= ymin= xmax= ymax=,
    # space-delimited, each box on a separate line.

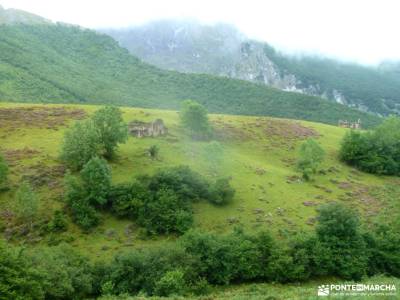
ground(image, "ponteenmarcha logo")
xmin=317 ymin=283 xmax=396 ymax=297
xmin=318 ymin=285 xmax=330 ymax=296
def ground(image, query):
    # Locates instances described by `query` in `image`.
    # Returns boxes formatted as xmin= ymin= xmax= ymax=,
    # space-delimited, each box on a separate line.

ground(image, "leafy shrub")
xmin=364 ymin=224 xmax=400 ymax=277
xmin=80 ymin=156 xmax=111 ymax=206
xmin=181 ymin=229 xmax=274 ymax=285
xmin=142 ymin=166 xmax=211 ymax=202
xmin=0 ymin=242 xmax=45 ymax=299
xmin=138 ymin=189 xmax=193 ymax=235
xmin=314 ymin=202 xmax=367 ymax=280
xmin=48 ymin=210 xmax=68 ymax=232
xmin=64 ymin=157 xmax=111 ymax=230
xmin=154 ymin=269 xmax=186 ymax=296
xmin=209 ymin=178 xmax=235 ymax=205
xmin=106 ymin=245 xmax=198 ymax=296
xmin=64 ymin=173 xmax=99 ymax=231
xmin=296 ymin=138 xmax=325 ymax=181
xmin=148 ymin=145 xmax=159 ymax=159
xmin=110 ymin=167 xmax=235 ymax=234
xmin=109 ymin=182 xmax=150 ymax=219
xmin=31 ymin=244 xmax=93 ymax=299
xmin=340 ymin=117 xmax=400 ymax=175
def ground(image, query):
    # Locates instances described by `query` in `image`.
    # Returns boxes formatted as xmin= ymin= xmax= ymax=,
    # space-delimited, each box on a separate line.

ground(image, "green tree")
xmin=314 ymin=202 xmax=367 ymax=280
xmin=92 ymin=106 xmax=128 ymax=159
xmin=340 ymin=116 xmax=400 ymax=175
xmin=80 ymin=157 xmax=111 ymax=206
xmin=296 ymin=138 xmax=325 ymax=180
xmin=0 ymin=153 xmax=8 ymax=189
xmin=209 ymin=178 xmax=235 ymax=205
xmin=31 ymin=244 xmax=93 ymax=299
xmin=0 ymin=242 xmax=45 ymax=299
xmin=60 ymin=120 xmax=100 ymax=171
xmin=364 ymin=224 xmax=400 ymax=277
xmin=14 ymin=182 xmax=39 ymax=223
xmin=180 ymin=100 xmax=211 ymax=139
xmin=64 ymin=172 xmax=99 ymax=231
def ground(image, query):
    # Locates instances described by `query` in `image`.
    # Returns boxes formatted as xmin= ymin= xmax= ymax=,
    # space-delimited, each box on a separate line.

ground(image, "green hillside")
xmin=264 ymin=45 xmax=400 ymax=115
xmin=0 ymin=24 xmax=381 ymax=127
xmin=103 ymin=20 xmax=400 ymax=116
xmin=0 ymin=5 xmax=50 ymax=25
xmin=0 ymin=102 xmax=398 ymax=257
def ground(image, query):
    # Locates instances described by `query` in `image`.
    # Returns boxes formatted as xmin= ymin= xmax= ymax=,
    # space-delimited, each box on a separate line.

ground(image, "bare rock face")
xmin=129 ymin=119 xmax=168 ymax=138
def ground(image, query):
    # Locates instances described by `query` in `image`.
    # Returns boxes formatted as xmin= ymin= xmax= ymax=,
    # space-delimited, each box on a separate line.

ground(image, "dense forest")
xmin=0 ymin=24 xmax=381 ymax=127
xmin=263 ymin=45 xmax=400 ymax=115
xmin=103 ymin=20 xmax=400 ymax=116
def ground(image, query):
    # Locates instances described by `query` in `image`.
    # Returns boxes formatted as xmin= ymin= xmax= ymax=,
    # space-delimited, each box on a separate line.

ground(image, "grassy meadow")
xmin=0 ymin=102 xmax=398 ymax=260
xmin=99 ymin=275 xmax=400 ymax=300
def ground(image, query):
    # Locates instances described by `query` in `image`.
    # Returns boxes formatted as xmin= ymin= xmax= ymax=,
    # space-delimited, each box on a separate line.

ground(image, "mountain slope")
xmin=103 ymin=20 xmax=400 ymax=116
xmin=0 ymin=102 xmax=398 ymax=256
xmin=0 ymin=5 xmax=50 ymax=25
xmin=0 ymin=23 xmax=380 ymax=127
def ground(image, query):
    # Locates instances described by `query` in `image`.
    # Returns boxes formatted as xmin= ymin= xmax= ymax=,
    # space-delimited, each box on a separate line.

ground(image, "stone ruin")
xmin=128 ymin=119 xmax=168 ymax=138
xmin=338 ymin=119 xmax=361 ymax=129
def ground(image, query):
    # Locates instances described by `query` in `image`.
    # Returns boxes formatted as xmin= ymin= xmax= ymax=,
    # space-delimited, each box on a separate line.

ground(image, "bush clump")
xmin=340 ymin=116 xmax=400 ymax=175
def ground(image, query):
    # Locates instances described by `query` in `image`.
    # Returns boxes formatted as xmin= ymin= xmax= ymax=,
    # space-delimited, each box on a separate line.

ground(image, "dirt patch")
xmin=212 ymin=120 xmax=250 ymax=141
xmin=0 ymin=106 xmax=86 ymax=132
xmin=2 ymin=147 xmax=40 ymax=166
xmin=211 ymin=117 xmax=319 ymax=143
xmin=338 ymin=181 xmax=353 ymax=190
xmin=261 ymin=119 xmax=320 ymax=140
xmin=21 ymin=163 xmax=66 ymax=188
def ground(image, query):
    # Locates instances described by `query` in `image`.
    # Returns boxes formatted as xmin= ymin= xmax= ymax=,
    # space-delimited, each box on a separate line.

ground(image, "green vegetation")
xmin=314 ymin=202 xmax=367 ymax=280
xmin=340 ymin=116 xmax=400 ymax=175
xmin=47 ymin=210 xmax=68 ymax=233
xmin=61 ymin=120 xmax=100 ymax=170
xmin=112 ymin=166 xmax=235 ymax=235
xmin=65 ymin=171 xmax=100 ymax=231
xmin=81 ymin=157 xmax=112 ymax=206
xmin=147 ymin=145 xmax=159 ymax=159
xmin=14 ymin=181 xmax=39 ymax=224
xmin=0 ymin=103 xmax=399 ymax=299
xmin=0 ymin=24 xmax=381 ymax=127
xmin=92 ymin=106 xmax=128 ymax=159
xmin=104 ymin=20 xmax=400 ymax=116
xmin=61 ymin=106 xmax=127 ymax=170
xmin=209 ymin=178 xmax=235 ymax=205
xmin=0 ymin=152 xmax=8 ymax=189
xmin=296 ymin=138 xmax=325 ymax=181
xmin=0 ymin=241 xmax=44 ymax=299
xmin=264 ymin=44 xmax=400 ymax=115
xmin=180 ymin=100 xmax=211 ymax=139
xmin=2 ymin=202 xmax=400 ymax=299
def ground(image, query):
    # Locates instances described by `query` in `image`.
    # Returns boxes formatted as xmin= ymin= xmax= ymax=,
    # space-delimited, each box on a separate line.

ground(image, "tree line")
xmin=1 ymin=201 xmax=399 ymax=299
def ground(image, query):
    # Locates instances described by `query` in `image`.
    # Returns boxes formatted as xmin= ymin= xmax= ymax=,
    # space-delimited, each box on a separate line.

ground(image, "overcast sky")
xmin=2 ymin=0 xmax=400 ymax=65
